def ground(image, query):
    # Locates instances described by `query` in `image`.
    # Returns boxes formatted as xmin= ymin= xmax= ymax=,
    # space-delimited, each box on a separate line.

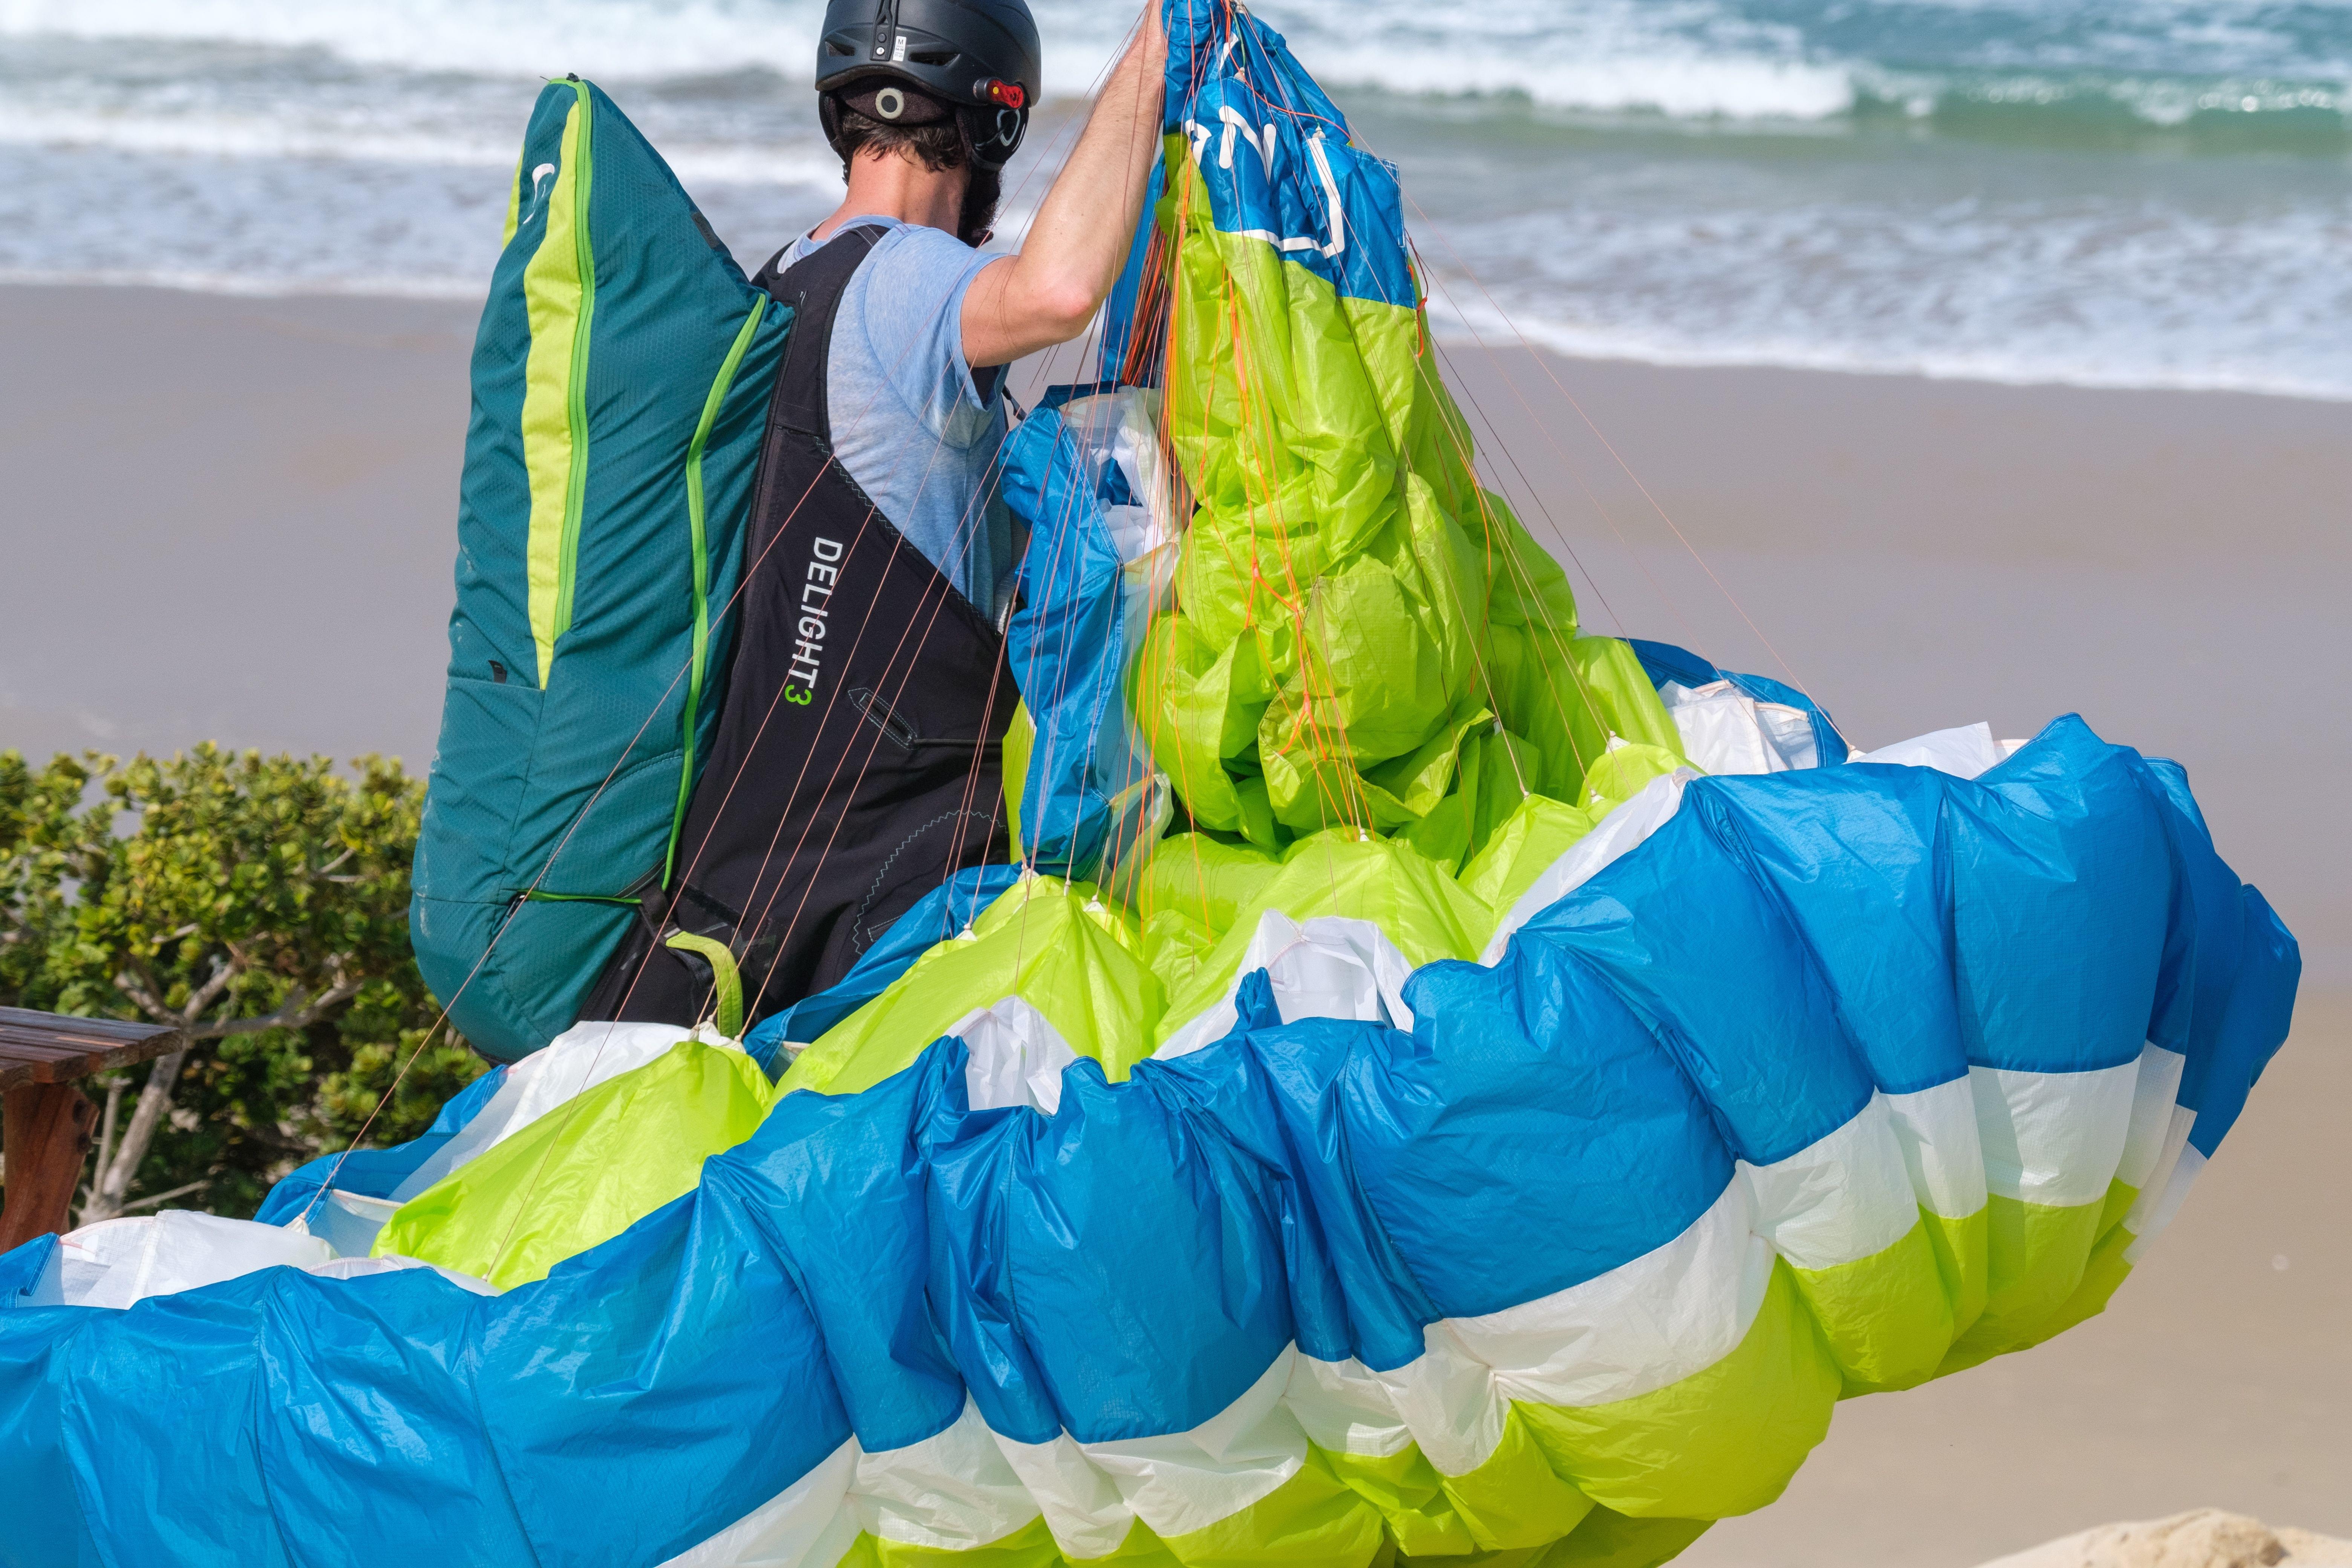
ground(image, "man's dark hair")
xmin=831 ymin=103 xmax=965 ymax=178
xmin=827 ymin=100 xmax=1003 ymax=248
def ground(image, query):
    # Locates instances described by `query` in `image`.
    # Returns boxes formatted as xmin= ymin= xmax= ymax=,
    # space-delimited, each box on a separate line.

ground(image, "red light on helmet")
xmin=976 ymin=78 xmax=1026 ymax=109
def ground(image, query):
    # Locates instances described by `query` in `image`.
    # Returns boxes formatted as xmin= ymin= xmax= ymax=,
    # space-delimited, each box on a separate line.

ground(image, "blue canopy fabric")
xmin=0 ymin=715 xmax=2297 ymax=1566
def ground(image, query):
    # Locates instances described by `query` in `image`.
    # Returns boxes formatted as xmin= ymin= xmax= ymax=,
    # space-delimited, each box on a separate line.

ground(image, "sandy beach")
xmin=2 ymin=280 xmax=2343 ymax=1561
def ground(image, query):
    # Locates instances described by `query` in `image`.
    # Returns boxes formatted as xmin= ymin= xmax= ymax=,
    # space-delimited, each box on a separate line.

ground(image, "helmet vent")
xmin=910 ymin=48 xmax=960 ymax=66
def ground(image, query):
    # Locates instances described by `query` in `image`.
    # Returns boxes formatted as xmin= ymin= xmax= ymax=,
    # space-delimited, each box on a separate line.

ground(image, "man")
xmin=588 ymin=0 xmax=1168 ymax=1034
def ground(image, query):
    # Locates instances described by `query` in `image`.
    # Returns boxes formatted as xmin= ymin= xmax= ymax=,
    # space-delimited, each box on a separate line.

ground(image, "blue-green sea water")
xmin=3 ymin=0 xmax=2347 ymax=395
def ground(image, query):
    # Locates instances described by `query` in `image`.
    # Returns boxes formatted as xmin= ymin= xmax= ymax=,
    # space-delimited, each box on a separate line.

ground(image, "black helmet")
xmin=816 ymin=0 xmax=1042 ymax=168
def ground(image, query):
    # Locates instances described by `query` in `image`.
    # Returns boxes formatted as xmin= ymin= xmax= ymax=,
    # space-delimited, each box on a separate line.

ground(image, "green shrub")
xmin=0 ymin=746 xmax=484 ymax=1224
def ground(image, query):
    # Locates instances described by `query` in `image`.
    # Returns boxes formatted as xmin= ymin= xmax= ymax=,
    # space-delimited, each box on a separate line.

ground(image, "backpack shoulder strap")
xmin=753 ymin=223 xmax=890 ymax=445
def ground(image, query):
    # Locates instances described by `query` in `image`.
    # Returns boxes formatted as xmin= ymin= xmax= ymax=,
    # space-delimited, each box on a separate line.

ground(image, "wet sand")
xmin=2 ymin=281 xmax=2345 ymax=1559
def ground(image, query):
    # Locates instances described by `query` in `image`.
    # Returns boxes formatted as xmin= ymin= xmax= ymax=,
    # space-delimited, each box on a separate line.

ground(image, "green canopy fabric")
xmin=374 ymin=1034 xmax=773 ymax=1288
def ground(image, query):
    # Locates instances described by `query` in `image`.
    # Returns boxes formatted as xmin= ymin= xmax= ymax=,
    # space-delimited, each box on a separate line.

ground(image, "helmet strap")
xmin=955 ymin=103 xmax=1028 ymax=172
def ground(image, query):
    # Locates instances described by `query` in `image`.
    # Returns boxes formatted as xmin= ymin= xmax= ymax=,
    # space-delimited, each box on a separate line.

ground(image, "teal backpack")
xmin=410 ymin=78 xmax=792 ymax=1063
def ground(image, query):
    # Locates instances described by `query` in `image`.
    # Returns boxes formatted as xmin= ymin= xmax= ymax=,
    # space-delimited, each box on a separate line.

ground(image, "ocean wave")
xmin=0 ymin=0 xmax=1135 ymax=100
xmin=0 ymin=104 xmax=842 ymax=186
xmin=1309 ymin=48 xmax=2352 ymax=138
xmin=1333 ymin=63 xmax=2351 ymax=145
xmin=1237 ymin=0 xmax=1865 ymax=121
xmin=1428 ymin=299 xmax=2352 ymax=403
xmin=6 ymin=0 xmax=2349 ymax=135
xmin=1849 ymin=64 xmax=2352 ymax=139
xmin=0 ymin=265 xmax=487 ymax=300
xmin=1310 ymin=45 xmax=1855 ymax=121
xmin=0 ymin=109 xmax=521 ymax=167
xmin=1410 ymin=190 xmax=2352 ymax=404
xmin=0 ymin=0 xmax=818 ymax=81
xmin=1263 ymin=0 xmax=2352 ymax=134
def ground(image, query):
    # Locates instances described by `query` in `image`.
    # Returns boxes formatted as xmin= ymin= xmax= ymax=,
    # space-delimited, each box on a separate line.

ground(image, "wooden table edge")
xmin=0 ymin=1021 xmax=189 ymax=1093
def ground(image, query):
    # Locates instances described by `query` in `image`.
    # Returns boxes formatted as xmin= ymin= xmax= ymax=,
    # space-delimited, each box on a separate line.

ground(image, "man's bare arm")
xmin=963 ymin=6 xmax=1168 ymax=369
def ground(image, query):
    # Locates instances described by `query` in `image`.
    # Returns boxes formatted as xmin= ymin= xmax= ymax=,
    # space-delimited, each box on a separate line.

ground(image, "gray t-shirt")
xmin=780 ymin=217 xmax=1015 ymax=621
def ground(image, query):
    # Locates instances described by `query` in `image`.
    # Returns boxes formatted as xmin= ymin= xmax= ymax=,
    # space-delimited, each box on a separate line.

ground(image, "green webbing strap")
xmin=662 ymin=931 xmax=744 ymax=1040
xmin=666 ymin=293 xmax=771 ymax=889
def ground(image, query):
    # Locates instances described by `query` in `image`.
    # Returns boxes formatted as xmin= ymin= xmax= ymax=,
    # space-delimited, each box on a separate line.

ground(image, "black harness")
xmin=587 ymin=224 xmax=1013 ymax=1031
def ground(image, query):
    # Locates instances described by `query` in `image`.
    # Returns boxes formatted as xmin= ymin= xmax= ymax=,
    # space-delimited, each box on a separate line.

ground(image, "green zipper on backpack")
xmin=663 ymin=294 xmax=769 ymax=888
xmin=548 ymin=75 xmax=597 ymax=663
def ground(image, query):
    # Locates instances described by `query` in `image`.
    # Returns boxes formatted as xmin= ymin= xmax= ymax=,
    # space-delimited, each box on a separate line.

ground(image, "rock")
xmin=1980 ymin=1511 xmax=2352 ymax=1568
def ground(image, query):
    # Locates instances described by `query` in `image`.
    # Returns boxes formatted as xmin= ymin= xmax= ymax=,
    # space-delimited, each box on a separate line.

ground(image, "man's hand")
xmin=962 ymin=3 xmax=1170 ymax=370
